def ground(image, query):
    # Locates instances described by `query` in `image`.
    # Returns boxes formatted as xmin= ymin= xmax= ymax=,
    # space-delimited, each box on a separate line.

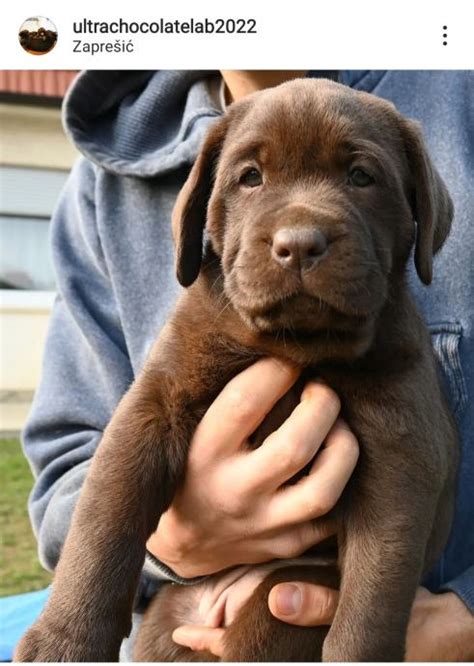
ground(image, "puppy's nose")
xmin=272 ymin=228 xmax=327 ymax=272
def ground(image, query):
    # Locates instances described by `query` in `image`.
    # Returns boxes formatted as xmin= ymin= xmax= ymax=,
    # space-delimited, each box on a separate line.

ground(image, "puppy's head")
xmin=173 ymin=79 xmax=453 ymax=334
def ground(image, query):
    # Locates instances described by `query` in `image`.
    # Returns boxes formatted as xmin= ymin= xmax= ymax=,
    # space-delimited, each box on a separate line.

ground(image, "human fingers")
xmin=254 ymin=517 xmax=336 ymax=560
xmin=172 ymin=625 xmax=225 ymax=657
xmin=266 ymin=419 xmax=359 ymax=528
xmin=190 ymin=357 xmax=300 ymax=464
xmin=268 ymin=582 xmax=339 ymax=626
xmin=239 ymin=382 xmax=340 ymax=494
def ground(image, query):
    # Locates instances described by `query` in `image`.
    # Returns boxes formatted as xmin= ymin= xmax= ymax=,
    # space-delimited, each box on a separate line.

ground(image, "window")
xmin=0 ymin=166 xmax=68 ymax=290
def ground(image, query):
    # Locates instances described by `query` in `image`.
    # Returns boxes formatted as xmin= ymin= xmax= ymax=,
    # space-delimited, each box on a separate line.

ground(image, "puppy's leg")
xmin=15 ymin=324 xmax=260 ymax=662
xmin=14 ymin=374 xmax=204 ymax=662
xmin=322 ymin=456 xmax=443 ymax=661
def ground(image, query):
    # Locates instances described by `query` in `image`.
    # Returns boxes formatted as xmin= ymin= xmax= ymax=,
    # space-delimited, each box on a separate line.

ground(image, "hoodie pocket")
xmin=429 ymin=322 xmax=467 ymax=420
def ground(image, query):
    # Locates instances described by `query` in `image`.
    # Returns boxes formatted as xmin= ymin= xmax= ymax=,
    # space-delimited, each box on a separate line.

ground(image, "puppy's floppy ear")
xmin=400 ymin=118 xmax=454 ymax=285
xmin=172 ymin=116 xmax=228 ymax=287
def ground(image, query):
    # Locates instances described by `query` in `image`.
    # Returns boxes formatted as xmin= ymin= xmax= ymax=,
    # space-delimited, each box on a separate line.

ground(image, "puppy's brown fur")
xmin=15 ymin=79 xmax=458 ymax=662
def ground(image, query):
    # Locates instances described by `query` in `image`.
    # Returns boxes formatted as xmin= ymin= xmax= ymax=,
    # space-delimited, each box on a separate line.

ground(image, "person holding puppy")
xmin=23 ymin=70 xmax=473 ymax=659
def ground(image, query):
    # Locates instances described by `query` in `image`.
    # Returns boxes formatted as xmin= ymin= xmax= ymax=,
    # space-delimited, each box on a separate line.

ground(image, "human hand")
xmin=405 ymin=587 xmax=474 ymax=661
xmin=147 ymin=357 xmax=359 ymax=578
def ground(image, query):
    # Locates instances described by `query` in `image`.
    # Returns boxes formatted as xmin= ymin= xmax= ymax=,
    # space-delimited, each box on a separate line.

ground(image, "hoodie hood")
xmin=62 ymin=70 xmax=223 ymax=178
xmin=62 ymin=70 xmax=389 ymax=179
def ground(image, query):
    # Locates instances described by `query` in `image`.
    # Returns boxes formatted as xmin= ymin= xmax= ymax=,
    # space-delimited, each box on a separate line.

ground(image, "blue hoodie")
xmin=23 ymin=71 xmax=474 ymax=627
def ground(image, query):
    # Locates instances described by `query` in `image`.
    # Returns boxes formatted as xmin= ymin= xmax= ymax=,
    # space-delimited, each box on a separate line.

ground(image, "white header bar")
xmin=1 ymin=0 xmax=472 ymax=69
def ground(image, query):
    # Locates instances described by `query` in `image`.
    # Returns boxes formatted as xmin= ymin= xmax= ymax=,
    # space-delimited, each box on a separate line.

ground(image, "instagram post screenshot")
xmin=0 ymin=1 xmax=473 ymax=662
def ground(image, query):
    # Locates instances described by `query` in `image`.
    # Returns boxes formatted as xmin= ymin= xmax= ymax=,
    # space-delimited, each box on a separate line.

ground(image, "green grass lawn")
xmin=0 ymin=438 xmax=51 ymax=596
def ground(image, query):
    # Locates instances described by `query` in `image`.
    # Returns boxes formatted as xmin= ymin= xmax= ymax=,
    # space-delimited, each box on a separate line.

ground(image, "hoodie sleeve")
xmin=439 ymin=566 xmax=474 ymax=613
xmin=23 ymin=157 xmax=186 ymax=593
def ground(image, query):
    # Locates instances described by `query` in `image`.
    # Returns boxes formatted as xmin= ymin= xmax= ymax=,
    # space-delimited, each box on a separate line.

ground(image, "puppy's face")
xmin=174 ymin=79 xmax=453 ymax=336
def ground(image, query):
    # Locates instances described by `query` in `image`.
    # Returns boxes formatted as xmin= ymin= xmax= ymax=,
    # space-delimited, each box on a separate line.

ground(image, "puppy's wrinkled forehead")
xmin=221 ymin=79 xmax=402 ymax=173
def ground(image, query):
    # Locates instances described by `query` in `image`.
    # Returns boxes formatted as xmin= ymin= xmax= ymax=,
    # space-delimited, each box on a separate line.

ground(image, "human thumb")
xmin=268 ymin=582 xmax=339 ymax=626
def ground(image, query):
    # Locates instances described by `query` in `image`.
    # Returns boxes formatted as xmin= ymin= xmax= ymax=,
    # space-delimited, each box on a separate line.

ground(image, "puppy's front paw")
xmin=322 ymin=632 xmax=404 ymax=662
xmin=14 ymin=623 xmax=61 ymax=662
xmin=14 ymin=617 xmax=122 ymax=662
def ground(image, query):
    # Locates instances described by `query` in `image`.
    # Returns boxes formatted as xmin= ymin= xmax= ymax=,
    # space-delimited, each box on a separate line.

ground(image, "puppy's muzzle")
xmin=271 ymin=227 xmax=328 ymax=273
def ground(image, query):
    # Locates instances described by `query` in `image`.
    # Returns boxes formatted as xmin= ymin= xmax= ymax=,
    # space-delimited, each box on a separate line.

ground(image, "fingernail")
xmin=276 ymin=584 xmax=302 ymax=616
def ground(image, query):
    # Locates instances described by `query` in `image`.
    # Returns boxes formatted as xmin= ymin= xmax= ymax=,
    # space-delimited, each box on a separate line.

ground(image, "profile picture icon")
xmin=18 ymin=17 xmax=57 ymax=55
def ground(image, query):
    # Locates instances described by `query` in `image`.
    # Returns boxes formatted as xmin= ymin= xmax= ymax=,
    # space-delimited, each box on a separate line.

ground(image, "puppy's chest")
xmin=248 ymin=376 xmax=306 ymax=449
xmin=248 ymin=365 xmax=409 ymax=463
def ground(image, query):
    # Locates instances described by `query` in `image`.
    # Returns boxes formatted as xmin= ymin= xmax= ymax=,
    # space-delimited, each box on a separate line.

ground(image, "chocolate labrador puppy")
xmin=15 ymin=78 xmax=458 ymax=662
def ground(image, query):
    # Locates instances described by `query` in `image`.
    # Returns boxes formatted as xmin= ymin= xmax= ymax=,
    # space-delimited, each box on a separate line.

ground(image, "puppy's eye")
xmin=349 ymin=168 xmax=374 ymax=187
xmin=239 ymin=168 xmax=263 ymax=188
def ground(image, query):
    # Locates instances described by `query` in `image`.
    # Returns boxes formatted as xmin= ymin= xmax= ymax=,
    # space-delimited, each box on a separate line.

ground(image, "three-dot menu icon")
xmin=442 ymin=26 xmax=448 ymax=46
